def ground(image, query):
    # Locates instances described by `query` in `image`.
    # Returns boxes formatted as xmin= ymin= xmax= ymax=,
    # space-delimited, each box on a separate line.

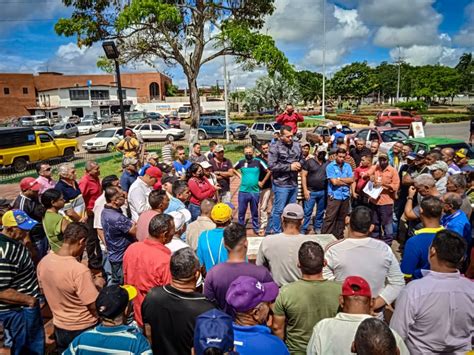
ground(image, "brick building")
xmin=0 ymin=71 xmax=172 ymax=121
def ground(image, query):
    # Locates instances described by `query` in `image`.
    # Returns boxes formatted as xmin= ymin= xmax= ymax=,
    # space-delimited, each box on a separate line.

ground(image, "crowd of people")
xmin=0 ymin=106 xmax=473 ymax=354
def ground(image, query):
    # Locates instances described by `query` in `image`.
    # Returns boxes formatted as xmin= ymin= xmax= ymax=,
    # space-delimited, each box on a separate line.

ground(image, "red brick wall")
xmin=0 ymin=74 xmax=37 ymax=121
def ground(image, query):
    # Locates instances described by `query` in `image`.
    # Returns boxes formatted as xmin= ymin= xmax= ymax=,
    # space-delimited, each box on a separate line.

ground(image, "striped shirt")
xmin=63 ymin=324 xmax=152 ymax=355
xmin=0 ymin=233 xmax=41 ymax=311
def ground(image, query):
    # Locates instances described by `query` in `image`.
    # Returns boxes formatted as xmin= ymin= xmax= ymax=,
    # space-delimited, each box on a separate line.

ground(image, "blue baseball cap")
xmin=2 ymin=210 xmax=37 ymax=231
xmin=407 ymin=152 xmax=417 ymax=161
xmin=194 ymin=309 xmax=234 ymax=355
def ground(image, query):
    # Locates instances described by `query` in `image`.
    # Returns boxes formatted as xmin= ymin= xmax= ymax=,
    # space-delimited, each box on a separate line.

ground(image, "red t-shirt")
xmin=123 ymin=239 xmax=172 ymax=326
xmin=276 ymin=112 xmax=304 ymax=133
xmin=78 ymin=174 xmax=102 ymax=211
xmin=354 ymin=166 xmax=370 ymax=193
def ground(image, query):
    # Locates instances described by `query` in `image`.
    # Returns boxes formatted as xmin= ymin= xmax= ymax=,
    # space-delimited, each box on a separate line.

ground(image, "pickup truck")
xmin=197 ymin=115 xmax=248 ymax=140
xmin=0 ymin=127 xmax=78 ymax=172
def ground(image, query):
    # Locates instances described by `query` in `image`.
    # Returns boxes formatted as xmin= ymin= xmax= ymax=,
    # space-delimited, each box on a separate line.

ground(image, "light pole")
xmin=102 ymin=41 xmax=126 ymax=133
xmin=322 ymin=0 xmax=326 ymax=118
xmin=396 ymin=46 xmax=402 ymax=103
xmin=223 ymin=54 xmax=230 ymax=142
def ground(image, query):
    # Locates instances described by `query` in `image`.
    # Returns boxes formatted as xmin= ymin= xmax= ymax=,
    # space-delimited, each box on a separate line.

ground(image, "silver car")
xmin=249 ymin=122 xmax=282 ymax=142
xmin=52 ymin=123 xmax=79 ymax=138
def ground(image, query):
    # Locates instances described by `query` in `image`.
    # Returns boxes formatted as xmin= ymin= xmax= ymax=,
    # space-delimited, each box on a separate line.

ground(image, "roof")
xmin=37 ymin=85 xmax=136 ymax=92
xmin=405 ymin=137 xmax=464 ymax=145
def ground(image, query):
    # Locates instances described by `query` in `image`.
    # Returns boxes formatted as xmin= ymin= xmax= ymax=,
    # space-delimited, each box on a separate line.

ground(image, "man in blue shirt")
xmin=120 ymin=157 xmax=138 ymax=193
xmin=321 ymin=148 xmax=353 ymax=239
xmin=401 ymin=196 xmax=444 ymax=280
xmin=173 ymin=145 xmax=192 ymax=177
xmin=441 ymin=192 xmax=472 ymax=262
xmin=330 ymin=124 xmax=345 ymax=148
xmin=196 ymin=203 xmax=233 ymax=272
xmin=225 ymin=276 xmax=289 ymax=355
xmin=64 ymin=285 xmax=152 ymax=355
xmin=165 ymin=180 xmax=190 ymax=213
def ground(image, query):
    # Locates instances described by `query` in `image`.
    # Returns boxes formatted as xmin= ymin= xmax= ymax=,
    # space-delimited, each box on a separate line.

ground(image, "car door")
xmin=151 ymin=124 xmax=166 ymax=140
xmin=38 ymin=133 xmax=59 ymax=159
xmin=400 ymin=111 xmax=413 ymax=126
xmin=389 ymin=111 xmax=402 ymax=126
xmin=137 ymin=124 xmax=152 ymax=140
xmin=355 ymin=129 xmax=369 ymax=147
xmin=208 ymin=118 xmax=221 ymax=137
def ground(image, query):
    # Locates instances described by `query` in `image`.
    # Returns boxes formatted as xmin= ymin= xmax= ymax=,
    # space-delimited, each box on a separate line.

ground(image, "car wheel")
xmin=384 ymin=122 xmax=393 ymax=128
xmin=166 ymin=134 xmax=175 ymax=142
xmin=75 ymin=132 xmax=79 ymax=137
xmin=106 ymin=143 xmax=115 ymax=152
xmin=12 ymin=157 xmax=28 ymax=172
xmin=63 ymin=148 xmax=75 ymax=162
xmin=198 ymin=131 xmax=206 ymax=140
xmin=88 ymin=129 xmax=92 ymax=135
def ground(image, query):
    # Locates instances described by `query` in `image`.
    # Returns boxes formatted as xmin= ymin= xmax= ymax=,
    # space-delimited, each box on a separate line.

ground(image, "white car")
xmin=82 ymin=127 xmax=124 ymax=152
xmin=133 ymin=123 xmax=185 ymax=141
xmin=77 ymin=120 xmax=102 ymax=135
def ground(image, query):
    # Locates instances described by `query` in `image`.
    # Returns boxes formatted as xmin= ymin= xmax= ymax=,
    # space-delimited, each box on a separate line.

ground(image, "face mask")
xmin=245 ymin=154 xmax=253 ymax=161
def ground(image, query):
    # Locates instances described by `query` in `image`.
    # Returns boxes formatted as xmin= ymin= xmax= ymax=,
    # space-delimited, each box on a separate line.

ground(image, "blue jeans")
xmin=238 ymin=191 xmax=260 ymax=233
xmin=371 ymin=204 xmax=394 ymax=245
xmin=302 ymin=190 xmax=326 ymax=233
xmin=188 ymin=203 xmax=201 ymax=222
xmin=269 ymin=184 xmax=298 ymax=234
xmin=103 ymin=251 xmax=113 ymax=286
xmin=34 ymin=237 xmax=49 ymax=261
xmin=0 ymin=305 xmax=45 ymax=355
xmin=110 ymin=261 xmax=123 ymax=285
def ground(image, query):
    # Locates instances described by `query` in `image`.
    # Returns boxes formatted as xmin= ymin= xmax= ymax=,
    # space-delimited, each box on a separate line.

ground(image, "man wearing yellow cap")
xmin=196 ymin=203 xmax=233 ymax=272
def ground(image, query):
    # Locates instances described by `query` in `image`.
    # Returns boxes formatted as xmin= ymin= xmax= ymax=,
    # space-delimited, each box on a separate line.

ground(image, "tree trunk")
xmin=188 ymin=75 xmax=200 ymax=146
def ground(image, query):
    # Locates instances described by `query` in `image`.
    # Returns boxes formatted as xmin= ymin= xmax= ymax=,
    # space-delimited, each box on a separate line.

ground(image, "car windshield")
xmin=78 ymin=121 xmax=93 ymax=126
xmin=53 ymin=124 xmax=66 ymax=130
xmin=380 ymin=130 xmax=408 ymax=142
xmin=96 ymin=130 xmax=115 ymax=138
xmin=159 ymin=123 xmax=170 ymax=130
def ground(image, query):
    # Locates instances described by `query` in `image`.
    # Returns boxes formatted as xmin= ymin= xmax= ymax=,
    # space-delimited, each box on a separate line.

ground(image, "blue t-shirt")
xmin=400 ymin=227 xmax=444 ymax=279
xmin=326 ymin=161 xmax=353 ymax=200
xmin=441 ymin=210 xmax=472 ymax=249
xmin=196 ymin=228 xmax=228 ymax=272
xmin=63 ymin=324 xmax=152 ymax=355
xmin=55 ymin=179 xmax=81 ymax=202
xmin=233 ymin=324 xmax=289 ymax=355
xmin=173 ymin=160 xmax=192 ymax=177
xmin=101 ymin=206 xmax=134 ymax=263
xmin=164 ymin=197 xmax=186 ymax=213
xmin=120 ymin=170 xmax=138 ymax=193
xmin=331 ymin=131 xmax=345 ymax=147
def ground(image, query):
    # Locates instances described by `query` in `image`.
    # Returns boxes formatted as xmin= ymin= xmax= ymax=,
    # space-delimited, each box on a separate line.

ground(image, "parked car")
xmin=111 ymin=114 xmax=122 ymax=126
xmin=306 ymin=124 xmax=355 ymax=145
xmin=177 ymin=106 xmax=192 ymax=119
xmin=375 ymin=109 xmax=425 ymax=128
xmin=348 ymin=127 xmax=408 ymax=153
xmin=82 ymin=127 xmax=124 ymax=152
xmin=52 ymin=123 xmax=79 ymax=138
xmin=125 ymin=111 xmax=147 ymax=127
xmin=146 ymin=112 xmax=164 ymax=120
xmin=0 ymin=127 xmax=77 ymax=172
xmin=133 ymin=123 xmax=185 ymax=142
xmin=249 ymin=122 xmax=282 ymax=142
xmin=19 ymin=115 xmax=49 ymax=127
xmin=67 ymin=115 xmax=81 ymax=125
xmin=197 ymin=115 xmax=248 ymax=140
xmin=33 ymin=126 xmax=56 ymax=137
xmin=77 ymin=120 xmax=102 ymax=135
xmin=98 ymin=115 xmax=112 ymax=124
xmin=404 ymin=137 xmax=474 ymax=159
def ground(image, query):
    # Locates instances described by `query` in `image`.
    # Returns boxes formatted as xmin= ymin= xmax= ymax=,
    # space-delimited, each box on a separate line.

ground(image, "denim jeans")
xmin=371 ymin=204 xmax=394 ymax=245
xmin=110 ymin=261 xmax=124 ymax=285
xmin=34 ymin=237 xmax=50 ymax=261
xmin=188 ymin=203 xmax=201 ymax=222
xmin=238 ymin=191 xmax=260 ymax=233
xmin=0 ymin=305 xmax=45 ymax=355
xmin=302 ymin=190 xmax=326 ymax=233
xmin=102 ymin=251 xmax=113 ymax=286
xmin=268 ymin=184 xmax=298 ymax=234
xmin=55 ymin=325 xmax=95 ymax=354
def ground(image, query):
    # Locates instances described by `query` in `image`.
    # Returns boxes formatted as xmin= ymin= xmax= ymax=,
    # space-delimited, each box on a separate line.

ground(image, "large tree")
xmin=329 ymin=62 xmax=375 ymax=100
xmin=55 ymin=0 xmax=294 ymax=130
xmin=295 ymin=70 xmax=323 ymax=104
xmin=455 ymin=53 xmax=474 ymax=95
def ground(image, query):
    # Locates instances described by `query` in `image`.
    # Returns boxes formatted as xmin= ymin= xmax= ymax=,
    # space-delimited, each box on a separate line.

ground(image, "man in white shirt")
xmin=128 ymin=166 xmax=161 ymax=221
xmin=256 ymin=204 xmax=336 ymax=287
xmin=307 ymin=276 xmax=408 ymax=355
xmin=323 ymin=206 xmax=404 ymax=314
xmin=390 ymin=230 xmax=474 ymax=355
xmin=166 ymin=209 xmax=192 ymax=253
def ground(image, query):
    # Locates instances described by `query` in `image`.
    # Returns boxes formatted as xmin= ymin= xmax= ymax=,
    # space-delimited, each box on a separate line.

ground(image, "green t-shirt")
xmin=273 ymin=279 xmax=341 ymax=354
xmin=43 ymin=211 xmax=67 ymax=252
xmin=234 ymin=158 xmax=267 ymax=193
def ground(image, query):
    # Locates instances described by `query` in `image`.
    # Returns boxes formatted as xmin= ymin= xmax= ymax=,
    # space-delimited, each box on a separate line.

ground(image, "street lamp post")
xmin=102 ymin=41 xmax=126 ymax=133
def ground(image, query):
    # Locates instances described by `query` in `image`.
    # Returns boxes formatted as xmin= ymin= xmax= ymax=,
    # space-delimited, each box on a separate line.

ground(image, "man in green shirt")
xmin=234 ymin=145 xmax=270 ymax=235
xmin=272 ymin=241 xmax=340 ymax=354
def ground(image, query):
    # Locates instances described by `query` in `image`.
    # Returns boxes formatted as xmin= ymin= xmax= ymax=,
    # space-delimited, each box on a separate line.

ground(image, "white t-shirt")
xmin=166 ymin=237 xmax=189 ymax=253
xmin=128 ymin=177 xmax=152 ymax=222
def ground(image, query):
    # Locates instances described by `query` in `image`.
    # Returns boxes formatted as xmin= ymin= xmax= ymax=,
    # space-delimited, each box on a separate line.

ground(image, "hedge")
xmin=336 ymin=114 xmax=370 ymax=125
xmin=395 ymin=101 xmax=428 ymax=112
xmin=431 ymin=115 xmax=473 ymax=124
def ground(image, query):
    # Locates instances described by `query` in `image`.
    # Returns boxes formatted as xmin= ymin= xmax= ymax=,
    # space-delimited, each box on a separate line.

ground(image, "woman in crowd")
xmin=187 ymin=163 xmax=217 ymax=221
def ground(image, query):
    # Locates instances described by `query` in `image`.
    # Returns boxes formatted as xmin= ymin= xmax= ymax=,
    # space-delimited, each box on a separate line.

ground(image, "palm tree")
xmin=455 ymin=53 xmax=472 ymax=71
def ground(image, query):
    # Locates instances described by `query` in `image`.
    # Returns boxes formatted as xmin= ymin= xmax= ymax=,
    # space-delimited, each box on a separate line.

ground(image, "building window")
xmin=117 ymin=89 xmax=127 ymax=99
xmin=3 ymin=88 xmax=10 ymax=95
xmin=69 ymin=89 xmax=89 ymax=100
xmin=23 ymin=87 xmax=29 ymax=95
xmin=149 ymin=82 xmax=159 ymax=99
xmin=90 ymin=90 xmax=110 ymax=100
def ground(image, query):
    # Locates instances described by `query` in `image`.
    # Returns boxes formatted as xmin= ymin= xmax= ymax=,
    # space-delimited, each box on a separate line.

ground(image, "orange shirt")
xmin=367 ymin=164 xmax=400 ymax=205
xmin=123 ymin=238 xmax=172 ymax=326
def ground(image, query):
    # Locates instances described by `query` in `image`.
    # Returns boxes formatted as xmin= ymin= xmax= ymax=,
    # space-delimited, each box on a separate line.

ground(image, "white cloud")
xmin=374 ymin=22 xmax=441 ymax=48
xmin=389 ymin=45 xmax=464 ymax=66
xmin=453 ymin=2 xmax=474 ymax=47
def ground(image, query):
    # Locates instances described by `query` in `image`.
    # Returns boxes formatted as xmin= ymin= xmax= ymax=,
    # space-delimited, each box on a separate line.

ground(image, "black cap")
xmin=0 ymin=198 xmax=12 ymax=207
xmin=96 ymin=285 xmax=137 ymax=319
xmin=162 ymin=175 xmax=178 ymax=185
xmin=157 ymin=162 xmax=173 ymax=174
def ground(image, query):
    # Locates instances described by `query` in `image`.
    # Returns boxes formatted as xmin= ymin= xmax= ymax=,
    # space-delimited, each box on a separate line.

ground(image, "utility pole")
xmin=223 ymin=54 xmax=230 ymax=142
xmin=395 ymin=46 xmax=403 ymax=103
xmin=322 ymin=0 xmax=326 ymax=117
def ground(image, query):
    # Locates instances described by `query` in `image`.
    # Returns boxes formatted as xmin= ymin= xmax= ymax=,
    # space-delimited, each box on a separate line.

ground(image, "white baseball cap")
xmin=167 ymin=209 xmax=192 ymax=230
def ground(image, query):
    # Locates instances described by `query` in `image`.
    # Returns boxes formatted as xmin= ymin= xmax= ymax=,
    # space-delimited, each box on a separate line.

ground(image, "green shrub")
xmin=336 ymin=114 xmax=370 ymax=125
xmin=395 ymin=101 xmax=428 ymax=112
xmin=431 ymin=115 xmax=472 ymax=124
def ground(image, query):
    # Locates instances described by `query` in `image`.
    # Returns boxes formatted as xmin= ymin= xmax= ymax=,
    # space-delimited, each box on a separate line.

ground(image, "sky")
xmin=0 ymin=0 xmax=473 ymax=90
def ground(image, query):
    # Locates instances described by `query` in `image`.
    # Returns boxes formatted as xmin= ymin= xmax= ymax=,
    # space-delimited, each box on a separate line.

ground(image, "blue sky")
xmin=0 ymin=0 xmax=473 ymax=89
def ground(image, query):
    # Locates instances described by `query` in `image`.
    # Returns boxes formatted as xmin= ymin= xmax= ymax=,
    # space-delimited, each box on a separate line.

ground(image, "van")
xmin=19 ymin=115 xmax=49 ymax=126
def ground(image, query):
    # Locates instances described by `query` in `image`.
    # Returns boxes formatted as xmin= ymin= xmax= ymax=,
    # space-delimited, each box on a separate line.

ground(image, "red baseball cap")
xmin=341 ymin=276 xmax=372 ymax=298
xmin=20 ymin=177 xmax=41 ymax=192
xmin=145 ymin=166 xmax=162 ymax=180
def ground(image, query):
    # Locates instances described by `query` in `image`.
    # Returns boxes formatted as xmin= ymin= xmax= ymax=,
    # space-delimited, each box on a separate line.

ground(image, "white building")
xmin=34 ymin=85 xmax=137 ymax=119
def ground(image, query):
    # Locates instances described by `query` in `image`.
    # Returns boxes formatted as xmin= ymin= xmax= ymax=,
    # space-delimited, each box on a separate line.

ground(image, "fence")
xmin=0 ymin=136 xmax=253 ymax=184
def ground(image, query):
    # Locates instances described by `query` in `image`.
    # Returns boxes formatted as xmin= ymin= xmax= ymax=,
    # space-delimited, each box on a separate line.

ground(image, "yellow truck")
xmin=0 ymin=127 xmax=78 ymax=172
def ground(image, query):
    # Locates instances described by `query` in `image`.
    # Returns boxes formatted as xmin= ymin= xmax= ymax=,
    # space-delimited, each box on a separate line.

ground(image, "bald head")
xmin=200 ymin=198 xmax=216 ymax=217
xmin=442 ymin=147 xmax=455 ymax=163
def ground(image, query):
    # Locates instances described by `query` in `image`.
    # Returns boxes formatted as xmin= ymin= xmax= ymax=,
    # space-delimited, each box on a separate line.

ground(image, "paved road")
xmin=424 ymin=121 xmax=470 ymax=140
